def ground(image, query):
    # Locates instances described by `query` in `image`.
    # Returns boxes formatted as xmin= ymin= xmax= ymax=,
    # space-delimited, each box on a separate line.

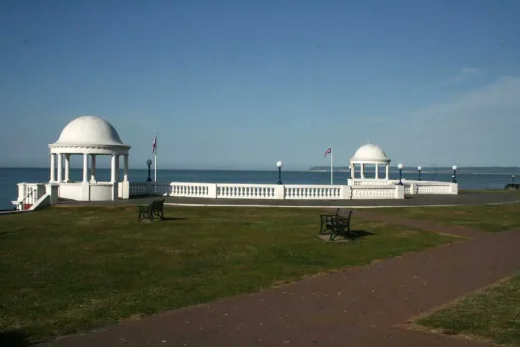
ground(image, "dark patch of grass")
xmin=0 ymin=206 xmax=454 ymax=344
xmin=417 ymin=275 xmax=520 ymax=346
xmin=369 ymin=203 xmax=520 ymax=232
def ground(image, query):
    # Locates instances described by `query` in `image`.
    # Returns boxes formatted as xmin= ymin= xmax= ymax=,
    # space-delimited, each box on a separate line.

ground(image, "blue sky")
xmin=1 ymin=0 xmax=519 ymax=170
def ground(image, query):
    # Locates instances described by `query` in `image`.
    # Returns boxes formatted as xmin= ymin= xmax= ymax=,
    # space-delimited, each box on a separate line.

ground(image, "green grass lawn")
xmin=417 ymin=275 xmax=520 ymax=346
xmin=370 ymin=203 xmax=520 ymax=232
xmin=0 ymin=206 xmax=455 ymax=344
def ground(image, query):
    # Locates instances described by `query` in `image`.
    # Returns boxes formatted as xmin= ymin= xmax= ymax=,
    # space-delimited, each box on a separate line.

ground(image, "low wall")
xmin=348 ymin=179 xmax=458 ymax=195
xmin=130 ymin=182 xmax=405 ymax=200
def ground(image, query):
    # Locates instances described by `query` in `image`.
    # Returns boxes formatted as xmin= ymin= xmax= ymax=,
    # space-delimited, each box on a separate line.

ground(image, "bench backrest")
xmin=150 ymin=200 xmax=165 ymax=208
xmin=337 ymin=209 xmax=352 ymax=219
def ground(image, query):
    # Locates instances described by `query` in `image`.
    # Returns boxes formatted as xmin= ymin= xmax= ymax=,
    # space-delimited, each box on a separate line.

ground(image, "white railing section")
xmin=127 ymin=179 xmax=455 ymax=200
xmin=129 ymin=182 xmax=150 ymax=196
xmin=285 ymin=185 xmax=342 ymax=199
xmin=129 ymin=182 xmax=172 ymax=197
xmin=171 ymin=182 xmax=212 ymax=198
xmin=351 ymin=186 xmax=401 ymax=199
xmin=217 ymin=184 xmax=278 ymax=199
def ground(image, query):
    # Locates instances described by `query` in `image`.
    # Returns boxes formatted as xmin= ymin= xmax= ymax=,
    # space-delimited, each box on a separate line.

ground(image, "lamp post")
xmin=397 ymin=163 xmax=404 ymax=185
xmin=512 ymin=174 xmax=515 ymax=185
xmin=417 ymin=166 xmax=422 ymax=181
xmin=452 ymin=165 xmax=457 ymax=183
xmin=146 ymin=159 xmax=152 ymax=182
xmin=276 ymin=161 xmax=283 ymax=184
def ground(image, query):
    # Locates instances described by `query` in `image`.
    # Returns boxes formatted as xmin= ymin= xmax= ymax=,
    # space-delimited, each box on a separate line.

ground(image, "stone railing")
xmin=347 ymin=179 xmax=458 ymax=195
xmin=165 ymin=182 xmax=403 ymax=200
xmin=129 ymin=182 xmax=172 ymax=197
xmin=348 ymin=179 xmax=397 ymax=186
xmin=128 ymin=180 xmax=456 ymax=200
xmin=350 ymin=185 xmax=403 ymax=199
xmin=285 ymin=185 xmax=343 ymax=199
xmin=171 ymin=182 xmax=213 ymax=198
xmin=408 ymin=181 xmax=458 ymax=195
xmin=217 ymin=184 xmax=280 ymax=199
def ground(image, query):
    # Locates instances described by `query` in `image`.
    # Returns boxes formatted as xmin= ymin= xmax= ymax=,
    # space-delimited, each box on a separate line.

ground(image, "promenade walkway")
xmin=45 ymin=211 xmax=520 ymax=347
xmin=56 ymin=191 xmax=520 ymax=208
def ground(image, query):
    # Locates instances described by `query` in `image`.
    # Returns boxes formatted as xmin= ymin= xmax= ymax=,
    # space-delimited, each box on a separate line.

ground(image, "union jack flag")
xmin=324 ymin=147 xmax=332 ymax=158
xmin=152 ymin=135 xmax=157 ymax=154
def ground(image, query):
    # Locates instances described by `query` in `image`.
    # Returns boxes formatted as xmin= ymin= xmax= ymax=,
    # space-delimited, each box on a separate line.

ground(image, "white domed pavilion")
xmin=48 ymin=115 xmax=131 ymax=201
xmin=349 ymin=143 xmax=391 ymax=180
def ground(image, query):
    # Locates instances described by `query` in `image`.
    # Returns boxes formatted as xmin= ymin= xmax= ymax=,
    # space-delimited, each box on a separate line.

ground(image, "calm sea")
xmin=0 ymin=167 xmax=517 ymax=210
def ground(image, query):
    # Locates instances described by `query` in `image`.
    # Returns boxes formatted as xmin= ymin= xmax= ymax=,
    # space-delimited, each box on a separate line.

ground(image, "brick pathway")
xmin=44 ymin=213 xmax=520 ymax=347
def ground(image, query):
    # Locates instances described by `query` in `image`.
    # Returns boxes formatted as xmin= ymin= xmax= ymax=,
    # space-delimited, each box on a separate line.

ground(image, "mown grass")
xmin=417 ymin=274 xmax=520 ymax=346
xmin=370 ymin=203 xmax=520 ymax=232
xmin=0 ymin=206 xmax=455 ymax=344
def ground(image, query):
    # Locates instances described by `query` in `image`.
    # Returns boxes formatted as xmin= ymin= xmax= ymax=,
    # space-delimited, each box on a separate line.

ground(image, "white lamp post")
xmin=417 ymin=166 xmax=422 ymax=181
xmin=276 ymin=161 xmax=283 ymax=185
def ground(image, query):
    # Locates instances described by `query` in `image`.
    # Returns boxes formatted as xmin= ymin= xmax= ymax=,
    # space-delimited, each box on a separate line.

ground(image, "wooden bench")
xmin=319 ymin=208 xmax=353 ymax=241
xmin=138 ymin=199 xmax=165 ymax=223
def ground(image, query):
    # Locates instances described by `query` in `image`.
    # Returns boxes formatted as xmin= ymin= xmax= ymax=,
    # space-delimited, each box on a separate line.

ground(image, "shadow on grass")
xmin=139 ymin=217 xmax=188 ymax=223
xmin=0 ymin=330 xmax=35 ymax=347
xmin=320 ymin=229 xmax=375 ymax=241
xmin=349 ymin=230 xmax=375 ymax=238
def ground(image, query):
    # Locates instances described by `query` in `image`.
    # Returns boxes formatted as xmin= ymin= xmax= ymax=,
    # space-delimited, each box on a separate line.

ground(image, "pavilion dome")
xmin=350 ymin=143 xmax=390 ymax=163
xmin=54 ymin=115 xmax=126 ymax=146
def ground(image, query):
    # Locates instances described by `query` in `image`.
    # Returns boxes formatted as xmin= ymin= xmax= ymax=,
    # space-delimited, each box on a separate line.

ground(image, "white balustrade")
xmin=171 ymin=183 xmax=214 ymax=198
xmin=217 ymin=184 xmax=279 ymax=199
xmin=127 ymin=179 xmax=456 ymax=200
xmin=285 ymin=185 xmax=342 ymax=199
xmin=351 ymin=185 xmax=402 ymax=199
xmin=129 ymin=182 xmax=150 ymax=196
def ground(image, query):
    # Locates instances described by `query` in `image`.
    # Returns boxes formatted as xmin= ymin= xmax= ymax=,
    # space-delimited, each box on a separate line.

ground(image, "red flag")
xmin=324 ymin=147 xmax=332 ymax=158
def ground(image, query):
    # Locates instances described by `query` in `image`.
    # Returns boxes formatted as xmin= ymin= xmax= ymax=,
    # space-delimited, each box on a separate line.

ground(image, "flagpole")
xmin=330 ymin=144 xmax=333 ymax=185
xmin=154 ymin=133 xmax=157 ymax=182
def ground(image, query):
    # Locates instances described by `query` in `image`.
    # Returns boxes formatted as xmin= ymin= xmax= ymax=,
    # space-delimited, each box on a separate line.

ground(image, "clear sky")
xmin=1 ymin=0 xmax=519 ymax=170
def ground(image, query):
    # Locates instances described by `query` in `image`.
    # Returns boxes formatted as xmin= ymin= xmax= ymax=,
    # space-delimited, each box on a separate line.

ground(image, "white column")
xmin=361 ymin=163 xmax=365 ymax=179
xmin=350 ymin=164 xmax=354 ymax=179
xmin=50 ymin=153 xmax=56 ymax=182
xmin=386 ymin=164 xmax=390 ymax=180
xmin=64 ymin=154 xmax=70 ymax=182
xmin=110 ymin=154 xmax=116 ymax=182
xmin=90 ymin=155 xmax=97 ymax=182
xmin=57 ymin=153 xmax=63 ymax=182
xmin=123 ymin=154 xmax=129 ymax=182
xmin=82 ymin=154 xmax=88 ymax=182
xmin=375 ymin=163 xmax=379 ymax=179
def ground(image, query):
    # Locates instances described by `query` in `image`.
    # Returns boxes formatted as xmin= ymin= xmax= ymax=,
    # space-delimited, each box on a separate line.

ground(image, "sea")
xmin=0 ymin=167 xmax=517 ymax=210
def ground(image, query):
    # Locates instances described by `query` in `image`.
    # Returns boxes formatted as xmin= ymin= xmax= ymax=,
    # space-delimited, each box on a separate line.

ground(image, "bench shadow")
xmin=319 ymin=229 xmax=375 ymax=242
xmin=348 ymin=230 xmax=375 ymax=238
xmin=0 ymin=330 xmax=34 ymax=347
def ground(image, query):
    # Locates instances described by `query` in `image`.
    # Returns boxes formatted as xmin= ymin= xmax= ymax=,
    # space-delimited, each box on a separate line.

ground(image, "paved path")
xmin=56 ymin=191 xmax=520 ymax=208
xmin=44 ymin=212 xmax=520 ymax=347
